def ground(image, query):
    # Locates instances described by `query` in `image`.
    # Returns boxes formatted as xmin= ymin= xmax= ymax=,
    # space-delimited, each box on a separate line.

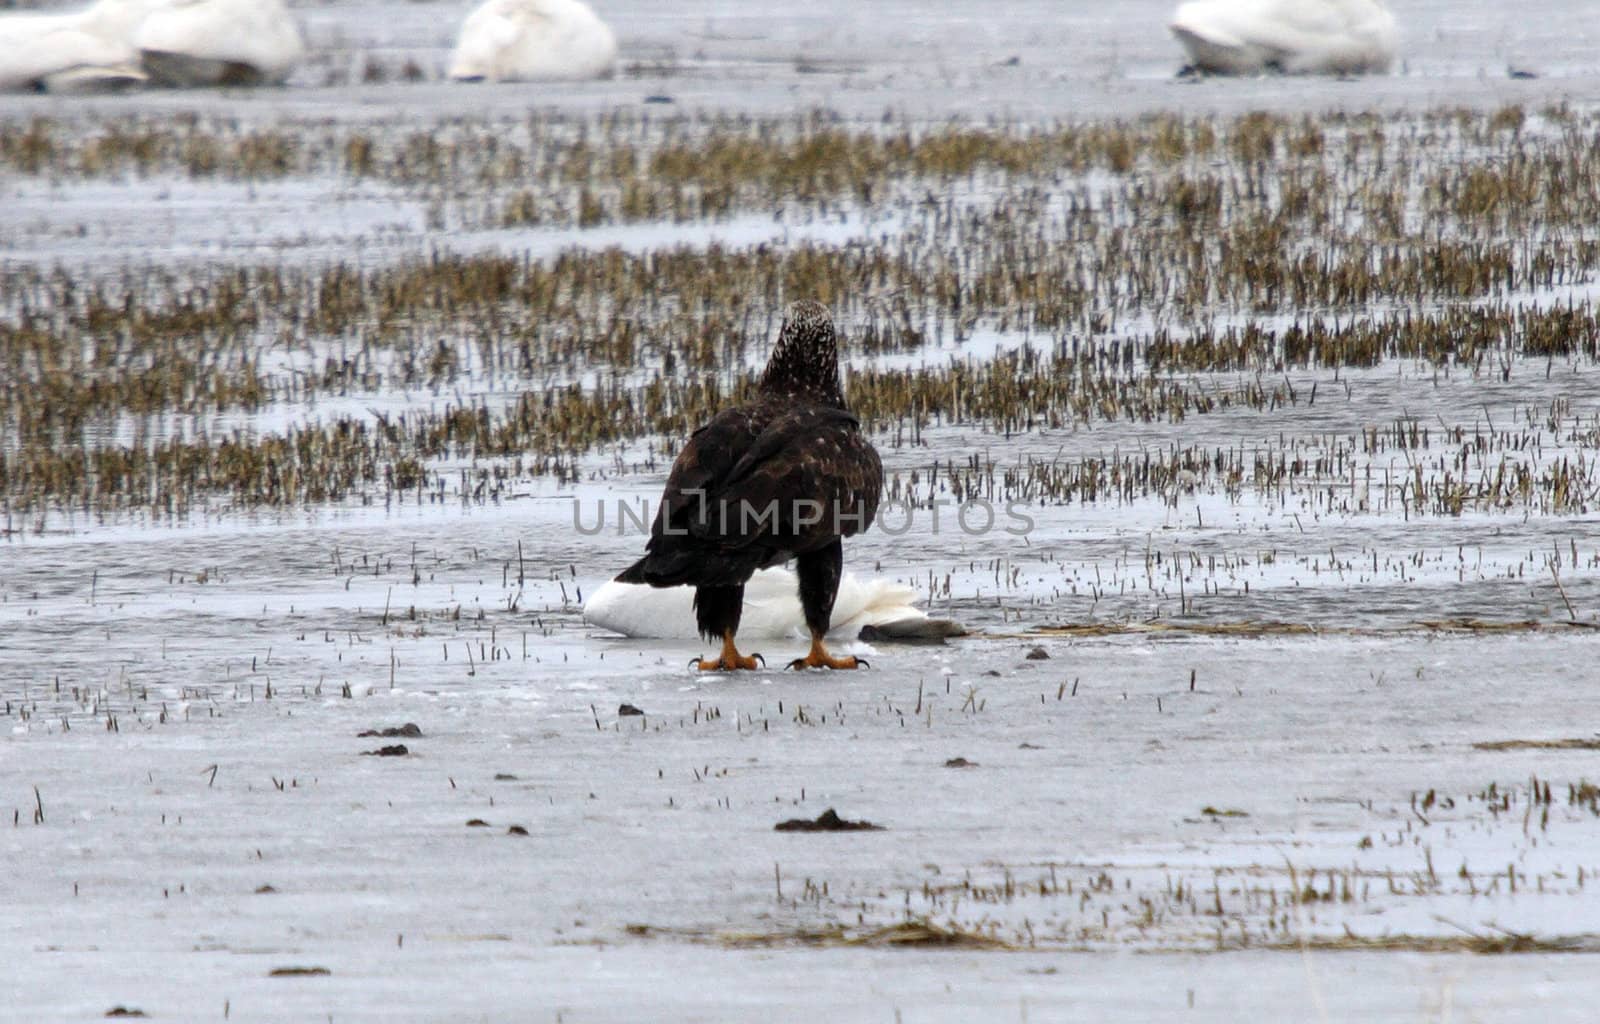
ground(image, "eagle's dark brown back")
xmin=616 ymin=301 xmax=882 ymax=588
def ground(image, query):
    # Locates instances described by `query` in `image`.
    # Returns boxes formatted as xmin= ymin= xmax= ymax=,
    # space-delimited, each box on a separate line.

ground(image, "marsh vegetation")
xmin=7 ymin=104 xmax=1600 ymax=528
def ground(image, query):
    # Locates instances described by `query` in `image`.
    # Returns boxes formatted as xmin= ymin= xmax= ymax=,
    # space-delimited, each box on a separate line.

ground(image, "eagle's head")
xmin=758 ymin=299 xmax=844 ymax=407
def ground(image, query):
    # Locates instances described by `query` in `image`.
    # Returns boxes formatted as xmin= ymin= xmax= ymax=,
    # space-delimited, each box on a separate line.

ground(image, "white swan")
xmin=133 ymin=0 xmax=305 ymax=87
xmin=583 ymin=567 xmax=927 ymax=640
xmin=0 ymin=2 xmax=147 ymax=93
xmin=0 ymin=0 xmax=302 ymax=93
xmin=1169 ymin=0 xmax=1398 ymax=76
xmin=448 ymin=0 xmax=617 ymax=82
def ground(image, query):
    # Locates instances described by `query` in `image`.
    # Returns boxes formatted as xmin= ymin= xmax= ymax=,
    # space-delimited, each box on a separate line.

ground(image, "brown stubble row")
xmin=0 ymin=105 xmax=1587 ymax=230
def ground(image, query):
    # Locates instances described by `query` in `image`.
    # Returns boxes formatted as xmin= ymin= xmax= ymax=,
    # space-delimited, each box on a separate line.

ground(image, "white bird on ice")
xmin=1169 ymin=0 xmax=1398 ymax=76
xmin=0 ymin=0 xmax=303 ymax=93
xmin=0 ymin=0 xmax=148 ymax=93
xmin=584 ymin=567 xmax=929 ymax=640
xmin=133 ymin=0 xmax=305 ymax=87
xmin=448 ymin=0 xmax=617 ymax=82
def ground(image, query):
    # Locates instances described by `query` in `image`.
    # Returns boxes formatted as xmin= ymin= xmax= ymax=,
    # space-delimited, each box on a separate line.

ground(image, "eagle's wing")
xmin=614 ymin=405 xmax=771 ymax=585
xmin=699 ymin=405 xmax=882 ymax=551
xmin=617 ymin=403 xmax=881 ymax=586
xmin=652 ymin=405 xmax=766 ymax=538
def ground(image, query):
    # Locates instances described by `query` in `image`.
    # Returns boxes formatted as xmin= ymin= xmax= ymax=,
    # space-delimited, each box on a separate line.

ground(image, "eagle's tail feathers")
xmin=615 ymin=549 xmax=764 ymax=588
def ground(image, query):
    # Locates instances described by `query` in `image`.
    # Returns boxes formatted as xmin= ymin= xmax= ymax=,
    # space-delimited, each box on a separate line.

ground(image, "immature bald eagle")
xmin=616 ymin=300 xmax=883 ymax=671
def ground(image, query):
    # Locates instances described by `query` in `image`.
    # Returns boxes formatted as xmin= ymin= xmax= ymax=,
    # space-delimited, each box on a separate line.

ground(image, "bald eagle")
xmin=616 ymin=300 xmax=883 ymax=671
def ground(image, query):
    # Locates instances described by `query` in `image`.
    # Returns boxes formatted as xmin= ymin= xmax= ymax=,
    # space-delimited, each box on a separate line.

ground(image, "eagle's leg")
xmin=788 ymin=540 xmax=866 ymax=671
xmin=692 ymin=584 xmax=763 ymax=671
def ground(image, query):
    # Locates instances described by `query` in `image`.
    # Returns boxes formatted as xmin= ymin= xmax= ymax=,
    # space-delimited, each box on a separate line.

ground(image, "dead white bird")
xmin=583 ymin=567 xmax=929 ymax=641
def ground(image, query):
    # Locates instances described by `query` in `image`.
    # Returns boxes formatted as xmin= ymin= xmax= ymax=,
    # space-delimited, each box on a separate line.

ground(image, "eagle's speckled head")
xmin=758 ymin=299 xmax=844 ymax=406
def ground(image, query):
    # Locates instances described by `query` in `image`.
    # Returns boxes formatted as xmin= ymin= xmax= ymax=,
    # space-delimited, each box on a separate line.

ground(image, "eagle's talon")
xmin=694 ymin=636 xmax=763 ymax=672
xmin=787 ymin=638 xmax=867 ymax=670
xmin=694 ymin=657 xmax=763 ymax=671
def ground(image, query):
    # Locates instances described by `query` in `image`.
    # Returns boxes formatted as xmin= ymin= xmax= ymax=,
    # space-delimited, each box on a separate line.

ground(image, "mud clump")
xmin=775 ymin=808 xmax=883 ymax=832
xmin=853 ymin=921 xmax=1011 ymax=949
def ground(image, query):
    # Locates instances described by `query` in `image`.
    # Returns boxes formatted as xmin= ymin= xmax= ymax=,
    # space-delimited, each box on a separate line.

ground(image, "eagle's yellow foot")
xmin=786 ymin=636 xmax=869 ymax=671
xmin=692 ymin=634 xmax=764 ymax=672
xmin=695 ymin=652 xmax=764 ymax=671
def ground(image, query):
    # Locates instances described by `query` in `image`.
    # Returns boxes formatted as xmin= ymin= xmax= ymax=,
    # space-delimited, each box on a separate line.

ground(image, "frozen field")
xmin=6 ymin=1 xmax=1600 ymax=1021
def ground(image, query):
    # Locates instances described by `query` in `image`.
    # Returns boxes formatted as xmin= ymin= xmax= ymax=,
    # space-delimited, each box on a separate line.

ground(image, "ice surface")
xmin=7 ymin=476 xmax=1600 ymax=1020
